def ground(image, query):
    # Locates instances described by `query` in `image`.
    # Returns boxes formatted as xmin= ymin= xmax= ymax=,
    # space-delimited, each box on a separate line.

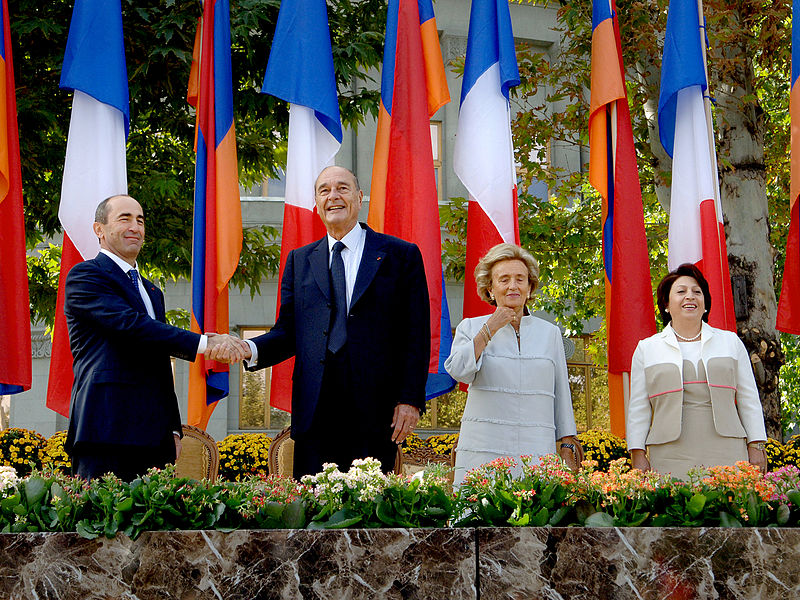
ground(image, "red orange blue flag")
xmin=367 ymin=0 xmax=454 ymax=399
xmin=777 ymin=0 xmax=800 ymax=333
xmin=261 ymin=0 xmax=342 ymax=412
xmin=657 ymin=0 xmax=735 ymax=330
xmin=589 ymin=0 xmax=655 ymax=435
xmin=187 ymin=0 xmax=242 ymax=429
xmin=47 ymin=0 xmax=129 ymax=416
xmin=0 ymin=0 xmax=31 ymax=395
xmin=453 ymin=0 xmax=521 ymax=321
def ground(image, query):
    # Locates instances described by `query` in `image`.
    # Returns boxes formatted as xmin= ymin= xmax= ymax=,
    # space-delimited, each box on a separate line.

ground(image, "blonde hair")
xmin=474 ymin=243 xmax=540 ymax=306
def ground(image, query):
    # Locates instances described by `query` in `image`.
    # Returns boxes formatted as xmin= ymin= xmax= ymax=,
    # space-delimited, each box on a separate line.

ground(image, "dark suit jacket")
xmin=63 ymin=252 xmax=201 ymax=454
xmin=250 ymin=224 xmax=430 ymax=436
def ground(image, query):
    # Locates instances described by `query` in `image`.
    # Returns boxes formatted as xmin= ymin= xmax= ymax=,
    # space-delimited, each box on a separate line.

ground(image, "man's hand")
xmin=205 ymin=333 xmax=250 ymax=363
xmin=557 ymin=435 xmax=584 ymax=471
xmin=391 ymin=404 xmax=420 ymax=444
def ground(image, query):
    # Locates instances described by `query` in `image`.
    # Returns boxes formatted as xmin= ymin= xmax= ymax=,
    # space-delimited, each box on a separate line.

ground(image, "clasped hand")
xmin=204 ymin=333 xmax=252 ymax=364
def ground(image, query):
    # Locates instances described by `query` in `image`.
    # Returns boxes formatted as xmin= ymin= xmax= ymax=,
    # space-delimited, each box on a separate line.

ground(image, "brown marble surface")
xmin=478 ymin=527 xmax=800 ymax=600
xmin=0 ymin=529 xmax=475 ymax=600
xmin=3 ymin=528 xmax=800 ymax=599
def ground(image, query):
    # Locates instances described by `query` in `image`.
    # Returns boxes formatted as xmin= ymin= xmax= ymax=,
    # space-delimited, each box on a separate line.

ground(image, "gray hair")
xmin=474 ymin=243 xmax=540 ymax=306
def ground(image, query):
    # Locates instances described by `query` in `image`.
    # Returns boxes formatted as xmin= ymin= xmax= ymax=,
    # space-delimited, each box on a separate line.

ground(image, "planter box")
xmin=2 ymin=527 xmax=799 ymax=599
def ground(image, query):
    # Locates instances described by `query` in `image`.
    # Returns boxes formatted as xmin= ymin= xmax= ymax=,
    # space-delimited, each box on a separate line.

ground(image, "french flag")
xmin=777 ymin=0 xmax=800 ymax=333
xmin=46 ymin=0 xmax=129 ymax=416
xmin=658 ymin=0 xmax=735 ymax=330
xmin=261 ymin=0 xmax=342 ymax=412
xmin=454 ymin=0 xmax=521 ymax=320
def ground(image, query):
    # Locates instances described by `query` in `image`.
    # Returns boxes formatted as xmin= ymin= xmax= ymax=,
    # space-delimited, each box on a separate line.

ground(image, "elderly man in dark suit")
xmin=64 ymin=194 xmax=243 ymax=481
xmin=228 ymin=166 xmax=430 ymax=478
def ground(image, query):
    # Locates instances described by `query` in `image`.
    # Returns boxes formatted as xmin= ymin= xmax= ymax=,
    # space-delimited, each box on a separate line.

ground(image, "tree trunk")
xmin=715 ymin=42 xmax=783 ymax=440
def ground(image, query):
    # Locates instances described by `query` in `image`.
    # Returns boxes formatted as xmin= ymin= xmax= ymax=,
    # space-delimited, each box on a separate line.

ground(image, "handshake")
xmin=203 ymin=333 xmax=252 ymax=364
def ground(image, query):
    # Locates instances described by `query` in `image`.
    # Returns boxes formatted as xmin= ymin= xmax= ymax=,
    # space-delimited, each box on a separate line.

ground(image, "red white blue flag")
xmin=777 ymin=0 xmax=800 ymax=333
xmin=47 ymin=0 xmax=129 ymax=416
xmin=367 ymin=0 xmax=454 ymax=399
xmin=658 ymin=0 xmax=735 ymax=330
xmin=589 ymin=0 xmax=655 ymax=435
xmin=453 ymin=0 xmax=521 ymax=321
xmin=261 ymin=0 xmax=342 ymax=412
xmin=187 ymin=0 xmax=242 ymax=429
xmin=0 ymin=0 xmax=31 ymax=395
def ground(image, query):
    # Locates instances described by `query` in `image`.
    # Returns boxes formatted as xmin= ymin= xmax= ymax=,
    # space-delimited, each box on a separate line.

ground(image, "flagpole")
xmin=696 ymin=0 xmax=722 ymax=210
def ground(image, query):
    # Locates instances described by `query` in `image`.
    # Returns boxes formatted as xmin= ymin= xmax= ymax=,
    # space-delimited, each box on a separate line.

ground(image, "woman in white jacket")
xmin=445 ymin=243 xmax=582 ymax=485
xmin=626 ymin=264 xmax=767 ymax=479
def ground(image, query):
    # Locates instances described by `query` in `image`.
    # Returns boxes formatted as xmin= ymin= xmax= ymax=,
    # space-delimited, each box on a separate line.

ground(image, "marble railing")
xmin=2 ymin=527 xmax=798 ymax=599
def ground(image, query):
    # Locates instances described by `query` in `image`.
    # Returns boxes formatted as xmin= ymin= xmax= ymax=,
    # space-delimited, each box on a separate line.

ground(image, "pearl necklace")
xmin=673 ymin=328 xmax=701 ymax=342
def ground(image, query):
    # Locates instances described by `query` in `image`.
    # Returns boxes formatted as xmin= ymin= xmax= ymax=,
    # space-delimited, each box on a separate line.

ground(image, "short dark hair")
xmin=94 ymin=195 xmax=124 ymax=224
xmin=655 ymin=263 xmax=712 ymax=326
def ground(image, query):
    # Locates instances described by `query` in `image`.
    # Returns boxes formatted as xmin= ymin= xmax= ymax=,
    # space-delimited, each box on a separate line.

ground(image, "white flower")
xmin=0 ymin=466 xmax=19 ymax=492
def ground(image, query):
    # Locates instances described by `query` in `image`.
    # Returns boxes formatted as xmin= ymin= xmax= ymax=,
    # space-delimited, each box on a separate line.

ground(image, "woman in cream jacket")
xmin=626 ymin=264 xmax=767 ymax=479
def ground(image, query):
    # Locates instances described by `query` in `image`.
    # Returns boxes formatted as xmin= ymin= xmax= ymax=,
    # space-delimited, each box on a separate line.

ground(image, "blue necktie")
xmin=128 ymin=269 xmax=140 ymax=289
xmin=328 ymin=241 xmax=347 ymax=353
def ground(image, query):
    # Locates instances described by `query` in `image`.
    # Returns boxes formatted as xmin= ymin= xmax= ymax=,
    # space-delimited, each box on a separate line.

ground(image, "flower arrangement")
xmin=782 ymin=434 xmax=800 ymax=469
xmin=577 ymin=429 xmax=628 ymax=471
xmin=0 ymin=428 xmax=46 ymax=476
xmin=301 ymin=458 xmax=453 ymax=529
xmin=42 ymin=431 xmax=71 ymax=474
xmin=217 ymin=433 xmax=272 ymax=481
xmin=4 ymin=457 xmax=800 ymax=535
xmin=400 ymin=432 xmax=459 ymax=456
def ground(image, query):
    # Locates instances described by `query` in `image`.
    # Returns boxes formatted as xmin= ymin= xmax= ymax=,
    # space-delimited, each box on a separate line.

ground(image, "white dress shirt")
xmin=244 ymin=223 xmax=366 ymax=365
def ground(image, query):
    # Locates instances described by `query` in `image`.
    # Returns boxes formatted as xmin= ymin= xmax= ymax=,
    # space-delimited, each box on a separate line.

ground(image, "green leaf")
xmin=23 ymin=477 xmax=48 ymax=506
xmin=585 ymin=512 xmax=615 ymax=527
xmin=686 ymin=494 xmax=706 ymax=518
xmin=263 ymin=501 xmax=285 ymax=519
xmin=282 ymin=500 xmax=306 ymax=530
xmin=508 ymin=512 xmax=531 ymax=527
xmin=776 ymin=503 xmax=791 ymax=526
xmin=787 ymin=489 xmax=800 ymax=507
xmin=719 ymin=511 xmax=743 ymax=528
xmin=376 ymin=499 xmax=396 ymax=526
xmin=76 ymin=520 xmax=99 ymax=540
xmin=115 ymin=497 xmax=134 ymax=512
xmin=529 ymin=507 xmax=550 ymax=527
xmin=549 ymin=506 xmax=570 ymax=526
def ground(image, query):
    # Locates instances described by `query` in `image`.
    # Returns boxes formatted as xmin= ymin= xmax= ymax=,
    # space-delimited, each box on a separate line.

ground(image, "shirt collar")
xmin=100 ymin=248 xmax=139 ymax=274
xmin=327 ymin=222 xmax=364 ymax=252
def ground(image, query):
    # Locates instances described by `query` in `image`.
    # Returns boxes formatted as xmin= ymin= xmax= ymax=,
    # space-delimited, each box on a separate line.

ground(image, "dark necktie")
xmin=128 ymin=268 xmax=140 ymax=289
xmin=328 ymin=241 xmax=347 ymax=353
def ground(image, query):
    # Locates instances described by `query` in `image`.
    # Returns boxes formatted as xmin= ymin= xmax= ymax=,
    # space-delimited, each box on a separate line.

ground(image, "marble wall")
xmin=2 ymin=527 xmax=800 ymax=599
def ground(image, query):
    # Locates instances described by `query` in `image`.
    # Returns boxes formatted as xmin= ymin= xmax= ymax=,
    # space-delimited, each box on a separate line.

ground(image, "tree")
xmin=12 ymin=0 xmax=387 ymax=325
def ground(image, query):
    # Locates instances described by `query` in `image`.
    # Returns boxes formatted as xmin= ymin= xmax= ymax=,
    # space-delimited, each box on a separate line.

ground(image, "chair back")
xmin=268 ymin=426 xmax=294 ymax=477
xmin=397 ymin=445 xmax=456 ymax=484
xmin=174 ymin=424 xmax=220 ymax=482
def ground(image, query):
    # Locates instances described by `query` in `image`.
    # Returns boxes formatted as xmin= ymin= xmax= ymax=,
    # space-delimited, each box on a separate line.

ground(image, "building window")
xmin=431 ymin=121 xmax=443 ymax=202
xmin=238 ymin=327 xmax=291 ymax=431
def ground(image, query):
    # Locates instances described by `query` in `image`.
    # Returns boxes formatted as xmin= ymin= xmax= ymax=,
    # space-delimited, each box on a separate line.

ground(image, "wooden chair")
xmin=396 ymin=445 xmax=456 ymax=484
xmin=268 ymin=426 xmax=405 ymax=479
xmin=268 ymin=426 xmax=294 ymax=477
xmin=174 ymin=424 xmax=220 ymax=482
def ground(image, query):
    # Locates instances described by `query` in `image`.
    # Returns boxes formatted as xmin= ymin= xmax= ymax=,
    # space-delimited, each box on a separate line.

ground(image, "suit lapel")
xmin=142 ymin=277 xmax=166 ymax=322
xmin=309 ymin=237 xmax=331 ymax=301
xmin=94 ymin=253 xmax=149 ymax=316
xmin=351 ymin=225 xmax=386 ymax=308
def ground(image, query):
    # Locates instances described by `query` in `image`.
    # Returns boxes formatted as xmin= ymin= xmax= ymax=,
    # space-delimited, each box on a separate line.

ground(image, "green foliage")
xmin=14 ymin=0 xmax=388 ymax=325
xmin=780 ymin=334 xmax=800 ymax=435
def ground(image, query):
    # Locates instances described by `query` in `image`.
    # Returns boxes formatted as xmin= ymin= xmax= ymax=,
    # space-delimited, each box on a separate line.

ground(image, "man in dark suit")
xmin=228 ymin=166 xmax=430 ymax=478
xmin=64 ymin=194 xmax=243 ymax=481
